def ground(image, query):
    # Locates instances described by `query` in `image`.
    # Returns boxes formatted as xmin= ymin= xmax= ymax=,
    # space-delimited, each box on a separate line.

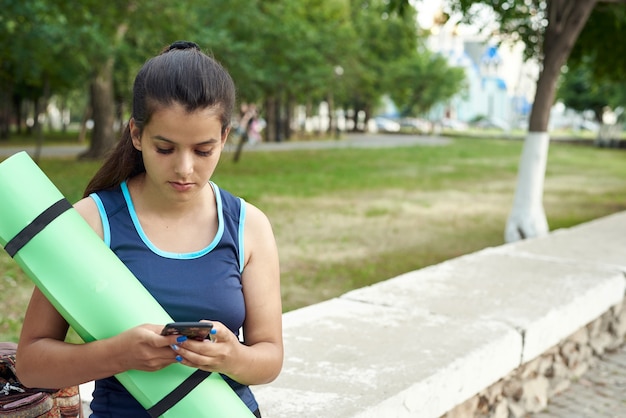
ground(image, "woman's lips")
xmin=170 ymin=181 xmax=194 ymax=192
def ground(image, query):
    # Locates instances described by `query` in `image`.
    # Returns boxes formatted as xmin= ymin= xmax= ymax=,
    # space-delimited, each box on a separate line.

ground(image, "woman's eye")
xmin=157 ymin=148 xmax=174 ymax=154
xmin=196 ymin=150 xmax=212 ymax=157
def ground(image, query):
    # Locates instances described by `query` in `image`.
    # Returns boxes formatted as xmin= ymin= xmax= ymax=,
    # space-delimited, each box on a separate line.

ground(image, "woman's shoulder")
xmin=73 ymin=196 xmax=104 ymax=238
xmin=242 ymin=201 xmax=274 ymax=238
xmin=73 ymin=184 xmax=124 ymax=238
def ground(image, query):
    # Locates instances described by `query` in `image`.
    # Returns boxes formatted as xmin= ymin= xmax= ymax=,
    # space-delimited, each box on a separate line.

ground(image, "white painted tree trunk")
xmin=505 ymin=132 xmax=550 ymax=243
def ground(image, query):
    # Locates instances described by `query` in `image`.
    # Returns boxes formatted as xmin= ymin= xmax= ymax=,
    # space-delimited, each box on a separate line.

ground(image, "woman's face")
xmin=130 ymin=102 xmax=229 ymax=202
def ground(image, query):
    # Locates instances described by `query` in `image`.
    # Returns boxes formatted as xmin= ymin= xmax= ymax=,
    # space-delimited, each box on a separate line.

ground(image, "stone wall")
xmin=253 ymin=212 xmax=626 ymax=418
xmin=444 ymin=297 xmax=626 ymax=418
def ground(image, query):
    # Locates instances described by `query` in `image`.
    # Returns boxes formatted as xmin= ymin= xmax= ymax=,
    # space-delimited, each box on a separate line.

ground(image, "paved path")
xmin=0 ymin=144 xmax=89 ymax=158
xmin=533 ymin=345 xmax=626 ymax=418
xmin=226 ymin=133 xmax=451 ymax=152
xmin=0 ymin=133 xmax=451 ymax=159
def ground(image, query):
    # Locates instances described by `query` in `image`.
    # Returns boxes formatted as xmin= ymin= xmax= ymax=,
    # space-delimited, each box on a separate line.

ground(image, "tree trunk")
xmin=265 ymin=97 xmax=277 ymax=142
xmin=284 ymin=95 xmax=294 ymax=141
xmin=274 ymin=94 xmax=284 ymax=142
xmin=505 ymin=0 xmax=597 ymax=242
xmin=328 ymin=93 xmax=335 ymax=137
xmin=79 ymin=21 xmax=129 ymax=160
xmin=80 ymin=60 xmax=116 ymax=160
xmin=33 ymin=75 xmax=50 ymax=164
xmin=305 ymin=100 xmax=313 ymax=137
xmin=0 ymin=86 xmax=10 ymax=140
xmin=77 ymin=105 xmax=92 ymax=143
xmin=505 ymin=132 xmax=551 ymax=241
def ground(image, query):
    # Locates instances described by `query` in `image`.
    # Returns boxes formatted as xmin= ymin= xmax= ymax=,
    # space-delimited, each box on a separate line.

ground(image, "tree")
xmin=562 ymin=3 xmax=626 ymax=145
xmin=392 ymin=0 xmax=623 ymax=242
xmin=455 ymin=1 xmax=603 ymax=242
xmin=2 ymin=0 xmax=465 ymax=153
xmin=0 ymin=0 xmax=204 ymax=158
xmin=569 ymin=2 xmax=626 ymax=83
xmin=197 ymin=0 xmax=357 ymax=141
xmin=347 ymin=0 xmax=423 ymax=128
xmin=558 ymin=62 xmax=626 ymax=123
xmin=386 ymin=51 xmax=466 ymax=117
xmin=208 ymin=0 xmax=462 ymax=140
xmin=0 ymin=1 xmax=87 ymax=139
xmin=64 ymin=0 xmax=201 ymax=159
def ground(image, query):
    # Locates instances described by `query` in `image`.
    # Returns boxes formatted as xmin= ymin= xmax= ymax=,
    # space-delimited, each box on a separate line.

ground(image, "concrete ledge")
xmin=255 ymin=298 xmax=520 ymax=418
xmin=254 ymin=212 xmax=626 ymax=418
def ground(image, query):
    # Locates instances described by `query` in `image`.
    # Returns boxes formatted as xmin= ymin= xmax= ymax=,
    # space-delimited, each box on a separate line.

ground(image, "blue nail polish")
xmin=176 ymin=335 xmax=188 ymax=343
xmin=176 ymin=355 xmax=183 ymax=362
xmin=171 ymin=344 xmax=179 ymax=351
xmin=210 ymin=328 xmax=217 ymax=335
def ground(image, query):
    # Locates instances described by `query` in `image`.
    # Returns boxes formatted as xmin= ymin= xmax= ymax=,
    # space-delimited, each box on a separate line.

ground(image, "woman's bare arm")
xmin=15 ymin=197 xmax=179 ymax=388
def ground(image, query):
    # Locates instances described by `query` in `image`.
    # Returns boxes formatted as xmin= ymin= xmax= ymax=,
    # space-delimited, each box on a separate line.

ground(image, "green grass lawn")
xmin=1 ymin=135 xmax=625 ymax=342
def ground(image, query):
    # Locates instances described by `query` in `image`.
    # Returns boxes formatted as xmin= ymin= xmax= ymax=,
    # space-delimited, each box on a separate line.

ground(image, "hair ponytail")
xmin=82 ymin=123 xmax=144 ymax=197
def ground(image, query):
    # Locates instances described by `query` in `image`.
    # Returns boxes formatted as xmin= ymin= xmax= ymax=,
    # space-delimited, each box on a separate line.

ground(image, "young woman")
xmin=16 ymin=41 xmax=283 ymax=418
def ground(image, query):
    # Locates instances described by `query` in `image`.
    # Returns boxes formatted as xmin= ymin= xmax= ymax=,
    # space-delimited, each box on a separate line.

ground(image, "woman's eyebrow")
xmin=152 ymin=135 xmax=219 ymax=145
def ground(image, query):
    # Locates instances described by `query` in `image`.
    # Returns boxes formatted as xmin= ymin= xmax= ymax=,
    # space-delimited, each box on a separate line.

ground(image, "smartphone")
xmin=161 ymin=321 xmax=214 ymax=340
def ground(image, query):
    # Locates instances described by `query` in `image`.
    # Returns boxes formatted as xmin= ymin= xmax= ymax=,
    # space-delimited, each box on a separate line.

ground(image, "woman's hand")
xmin=114 ymin=324 xmax=180 ymax=372
xmin=17 ymin=286 xmax=184 ymax=389
xmin=167 ymin=321 xmax=243 ymax=377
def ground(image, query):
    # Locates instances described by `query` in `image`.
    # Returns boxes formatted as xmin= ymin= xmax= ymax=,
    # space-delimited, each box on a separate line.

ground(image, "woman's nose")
xmin=174 ymin=152 xmax=194 ymax=176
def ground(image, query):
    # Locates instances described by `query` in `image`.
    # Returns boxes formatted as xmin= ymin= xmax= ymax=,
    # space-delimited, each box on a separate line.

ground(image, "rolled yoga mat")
xmin=0 ymin=152 xmax=253 ymax=418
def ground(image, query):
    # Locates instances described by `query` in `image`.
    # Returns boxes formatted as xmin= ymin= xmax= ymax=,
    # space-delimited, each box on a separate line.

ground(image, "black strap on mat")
xmin=4 ymin=198 xmax=72 ymax=257
xmin=146 ymin=369 xmax=212 ymax=417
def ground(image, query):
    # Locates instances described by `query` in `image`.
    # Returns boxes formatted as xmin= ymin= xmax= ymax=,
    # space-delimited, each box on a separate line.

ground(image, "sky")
xmin=414 ymin=0 xmax=445 ymax=30
xmin=413 ymin=0 xmax=496 ymax=36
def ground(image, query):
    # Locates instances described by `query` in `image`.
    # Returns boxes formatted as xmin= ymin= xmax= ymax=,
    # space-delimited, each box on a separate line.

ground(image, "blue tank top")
xmin=88 ymin=181 xmax=258 ymax=416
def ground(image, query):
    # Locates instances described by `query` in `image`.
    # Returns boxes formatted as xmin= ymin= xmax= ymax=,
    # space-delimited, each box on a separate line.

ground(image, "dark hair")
xmin=83 ymin=41 xmax=236 ymax=197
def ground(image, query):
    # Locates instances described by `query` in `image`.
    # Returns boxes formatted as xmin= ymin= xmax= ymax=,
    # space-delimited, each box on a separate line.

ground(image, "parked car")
xmin=473 ymin=117 xmax=509 ymax=130
xmin=399 ymin=117 xmax=431 ymax=134
xmin=440 ymin=118 xmax=468 ymax=131
xmin=369 ymin=116 xmax=401 ymax=133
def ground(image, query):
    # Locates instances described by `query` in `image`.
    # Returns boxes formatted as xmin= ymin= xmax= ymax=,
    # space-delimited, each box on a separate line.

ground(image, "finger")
xmin=146 ymin=323 xmax=166 ymax=334
xmin=170 ymin=347 xmax=205 ymax=369
xmin=169 ymin=335 xmax=188 ymax=352
xmin=209 ymin=327 xmax=217 ymax=343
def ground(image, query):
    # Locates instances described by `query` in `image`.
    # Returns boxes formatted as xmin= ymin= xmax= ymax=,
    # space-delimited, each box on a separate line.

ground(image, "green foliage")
xmin=441 ymin=0 xmax=551 ymax=61
xmin=201 ymin=0 xmax=356 ymax=104
xmin=346 ymin=0 xmax=423 ymax=112
xmin=0 ymin=1 xmax=84 ymax=96
xmin=2 ymin=0 xmax=465 ymax=139
xmin=560 ymin=2 xmax=626 ymax=116
xmin=387 ymin=51 xmax=467 ymax=116
xmin=569 ymin=3 xmax=626 ymax=85
xmin=558 ymin=62 xmax=626 ymax=120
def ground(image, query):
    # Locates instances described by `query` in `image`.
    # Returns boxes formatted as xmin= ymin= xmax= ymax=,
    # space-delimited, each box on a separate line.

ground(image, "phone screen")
xmin=161 ymin=322 xmax=214 ymax=340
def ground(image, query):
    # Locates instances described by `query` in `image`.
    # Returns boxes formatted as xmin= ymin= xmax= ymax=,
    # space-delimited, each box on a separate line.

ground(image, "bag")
xmin=0 ymin=342 xmax=82 ymax=417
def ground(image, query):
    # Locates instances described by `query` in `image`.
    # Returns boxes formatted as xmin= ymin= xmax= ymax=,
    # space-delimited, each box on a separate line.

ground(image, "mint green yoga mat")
xmin=0 ymin=152 xmax=253 ymax=417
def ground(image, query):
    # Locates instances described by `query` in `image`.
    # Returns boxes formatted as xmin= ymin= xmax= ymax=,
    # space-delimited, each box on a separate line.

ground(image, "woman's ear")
xmin=129 ymin=118 xmax=142 ymax=150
